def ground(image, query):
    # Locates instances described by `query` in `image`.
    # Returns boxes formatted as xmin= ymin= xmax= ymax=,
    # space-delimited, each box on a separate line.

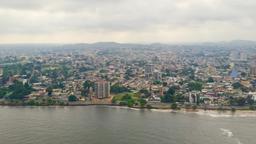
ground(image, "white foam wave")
xmin=109 ymin=106 xmax=256 ymax=118
xmin=236 ymin=139 xmax=243 ymax=144
xmin=220 ymin=128 xmax=243 ymax=144
xmin=194 ymin=110 xmax=256 ymax=118
xmin=220 ymin=128 xmax=233 ymax=137
xmin=150 ymin=109 xmax=172 ymax=113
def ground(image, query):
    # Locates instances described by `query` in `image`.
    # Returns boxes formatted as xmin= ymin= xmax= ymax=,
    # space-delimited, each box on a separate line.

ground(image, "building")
xmin=250 ymin=66 xmax=256 ymax=78
xmin=230 ymin=51 xmax=239 ymax=61
xmin=95 ymin=80 xmax=110 ymax=99
xmin=239 ymin=52 xmax=247 ymax=61
xmin=189 ymin=91 xmax=200 ymax=104
xmin=0 ymin=66 xmax=3 ymax=77
xmin=145 ymin=64 xmax=154 ymax=79
xmin=0 ymin=66 xmax=3 ymax=85
xmin=230 ymin=51 xmax=248 ymax=62
xmin=153 ymin=70 xmax=162 ymax=81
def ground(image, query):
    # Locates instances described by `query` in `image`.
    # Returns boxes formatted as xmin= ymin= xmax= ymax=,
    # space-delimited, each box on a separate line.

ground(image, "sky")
xmin=0 ymin=0 xmax=255 ymax=43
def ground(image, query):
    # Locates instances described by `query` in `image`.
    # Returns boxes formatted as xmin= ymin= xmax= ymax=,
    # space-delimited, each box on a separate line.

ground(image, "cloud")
xmin=0 ymin=0 xmax=255 ymax=43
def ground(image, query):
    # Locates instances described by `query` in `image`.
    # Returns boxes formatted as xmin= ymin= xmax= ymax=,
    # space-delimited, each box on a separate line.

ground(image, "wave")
xmin=150 ymin=109 xmax=172 ymax=113
xmin=107 ymin=106 xmax=141 ymax=111
xmin=195 ymin=110 xmax=256 ymax=118
xmin=105 ymin=106 xmax=256 ymax=117
xmin=220 ymin=128 xmax=233 ymax=137
xmin=220 ymin=128 xmax=243 ymax=144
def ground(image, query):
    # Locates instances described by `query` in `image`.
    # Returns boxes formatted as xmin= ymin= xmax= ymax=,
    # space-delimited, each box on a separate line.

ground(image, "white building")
xmin=95 ymin=80 xmax=110 ymax=99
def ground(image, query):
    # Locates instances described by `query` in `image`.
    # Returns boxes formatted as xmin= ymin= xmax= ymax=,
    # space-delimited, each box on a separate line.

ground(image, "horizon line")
xmin=0 ymin=40 xmax=255 ymax=45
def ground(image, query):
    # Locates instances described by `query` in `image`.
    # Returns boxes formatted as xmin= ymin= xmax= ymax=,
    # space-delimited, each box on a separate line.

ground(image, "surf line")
xmin=220 ymin=128 xmax=243 ymax=144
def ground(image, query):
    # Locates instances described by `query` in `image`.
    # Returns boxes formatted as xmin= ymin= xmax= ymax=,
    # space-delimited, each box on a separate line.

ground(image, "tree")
xmin=241 ymin=72 xmax=247 ymax=77
xmin=139 ymin=89 xmax=151 ymax=98
xmin=153 ymin=80 xmax=162 ymax=85
xmin=162 ymin=82 xmax=168 ymax=87
xmin=229 ymin=97 xmax=246 ymax=106
xmin=8 ymin=81 xmax=33 ymax=100
xmin=127 ymin=100 xmax=134 ymax=107
xmin=236 ymin=97 xmax=246 ymax=106
xmin=121 ymin=94 xmax=132 ymax=101
xmin=181 ymin=67 xmax=195 ymax=80
xmin=82 ymin=80 xmax=94 ymax=97
xmin=111 ymin=84 xmax=130 ymax=94
xmin=118 ymin=94 xmax=135 ymax=107
xmin=246 ymin=95 xmax=255 ymax=105
xmin=68 ymin=95 xmax=77 ymax=102
xmin=125 ymin=68 xmax=134 ymax=77
xmin=171 ymin=103 xmax=178 ymax=110
xmin=46 ymin=87 xmax=53 ymax=96
xmin=207 ymin=77 xmax=214 ymax=83
xmin=232 ymin=82 xmax=241 ymax=89
xmin=0 ymin=87 xmax=9 ymax=99
xmin=83 ymin=80 xmax=94 ymax=90
xmin=192 ymin=105 xmax=197 ymax=110
xmin=139 ymin=98 xmax=147 ymax=107
xmin=161 ymin=86 xmax=176 ymax=103
xmin=188 ymin=82 xmax=203 ymax=91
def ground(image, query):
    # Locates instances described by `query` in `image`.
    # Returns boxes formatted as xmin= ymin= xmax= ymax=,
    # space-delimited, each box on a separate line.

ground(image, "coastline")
xmin=1 ymin=103 xmax=256 ymax=117
xmin=1 ymin=104 xmax=256 ymax=118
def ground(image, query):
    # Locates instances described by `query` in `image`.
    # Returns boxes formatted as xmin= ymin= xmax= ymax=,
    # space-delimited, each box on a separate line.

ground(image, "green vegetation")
xmin=99 ymin=69 xmax=108 ymax=73
xmin=82 ymin=80 xmax=94 ymax=97
xmin=0 ymin=87 xmax=9 ymax=99
xmin=153 ymin=80 xmax=162 ymax=85
xmin=229 ymin=95 xmax=255 ymax=106
xmin=124 ymin=68 xmax=135 ymax=80
xmin=192 ymin=105 xmax=197 ymax=110
xmin=0 ymin=81 xmax=33 ymax=100
xmin=42 ymin=64 xmax=73 ymax=80
xmin=46 ymin=87 xmax=53 ymax=96
xmin=231 ymin=107 xmax=236 ymax=112
xmin=23 ymin=98 xmax=66 ymax=106
xmin=68 ymin=95 xmax=78 ymax=102
xmin=171 ymin=103 xmax=178 ymax=110
xmin=161 ymin=86 xmax=185 ymax=103
xmin=161 ymin=86 xmax=176 ymax=103
xmin=181 ymin=67 xmax=195 ymax=80
xmin=111 ymin=92 xmax=141 ymax=107
xmin=207 ymin=77 xmax=214 ymax=83
xmin=139 ymin=98 xmax=147 ymax=107
xmin=232 ymin=82 xmax=242 ymax=89
xmin=188 ymin=81 xmax=203 ymax=91
xmin=146 ymin=104 xmax=153 ymax=109
xmin=249 ymin=105 xmax=256 ymax=110
xmin=110 ymin=84 xmax=130 ymax=94
xmin=139 ymin=89 xmax=151 ymax=98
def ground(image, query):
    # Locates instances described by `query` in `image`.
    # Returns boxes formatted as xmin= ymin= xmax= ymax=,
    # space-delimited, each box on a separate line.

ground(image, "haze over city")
xmin=1 ymin=0 xmax=256 ymax=43
xmin=1 ymin=1 xmax=256 ymax=144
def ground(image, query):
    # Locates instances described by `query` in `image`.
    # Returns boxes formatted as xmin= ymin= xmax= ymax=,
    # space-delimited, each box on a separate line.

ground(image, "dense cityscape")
xmin=0 ymin=41 xmax=256 ymax=110
xmin=2 ymin=0 xmax=256 ymax=144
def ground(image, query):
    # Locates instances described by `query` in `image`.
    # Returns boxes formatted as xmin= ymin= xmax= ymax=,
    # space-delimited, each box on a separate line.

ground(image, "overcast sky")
xmin=0 ymin=0 xmax=255 ymax=43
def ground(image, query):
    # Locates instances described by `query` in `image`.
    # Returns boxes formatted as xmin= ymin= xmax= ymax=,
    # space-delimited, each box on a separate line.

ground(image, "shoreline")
xmin=1 ymin=104 xmax=256 ymax=117
xmin=0 ymin=103 xmax=256 ymax=112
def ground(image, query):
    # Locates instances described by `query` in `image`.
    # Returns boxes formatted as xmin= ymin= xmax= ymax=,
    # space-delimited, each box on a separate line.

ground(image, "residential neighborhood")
xmin=0 ymin=43 xmax=256 ymax=110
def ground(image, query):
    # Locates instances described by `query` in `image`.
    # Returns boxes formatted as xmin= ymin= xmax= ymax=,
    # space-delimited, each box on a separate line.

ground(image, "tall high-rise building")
xmin=249 ymin=57 xmax=256 ymax=77
xmin=230 ymin=51 xmax=248 ymax=62
xmin=153 ymin=70 xmax=162 ymax=81
xmin=250 ymin=66 xmax=256 ymax=78
xmin=230 ymin=51 xmax=239 ymax=61
xmin=0 ymin=66 xmax=3 ymax=77
xmin=145 ymin=64 xmax=154 ymax=78
xmin=240 ymin=52 xmax=247 ymax=61
xmin=95 ymin=80 xmax=110 ymax=99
